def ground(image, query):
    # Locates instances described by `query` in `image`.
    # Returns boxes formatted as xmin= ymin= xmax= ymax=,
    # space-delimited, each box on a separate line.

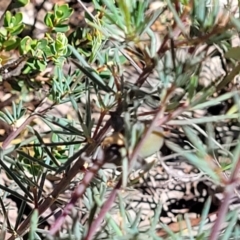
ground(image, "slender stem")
xmin=84 ymin=92 xmax=189 ymax=239
xmin=49 ymin=152 xmax=105 ymax=235
xmin=8 ymin=118 xmax=113 ymax=239
xmin=84 ymin=179 xmax=122 ymax=240
xmin=209 ymin=157 xmax=240 ymax=240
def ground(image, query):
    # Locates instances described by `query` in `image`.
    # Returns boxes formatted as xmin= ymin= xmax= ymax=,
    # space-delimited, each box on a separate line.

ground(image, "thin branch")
xmin=7 ymin=118 xmax=113 ymax=239
xmin=49 ymin=151 xmax=105 ymax=235
xmin=84 ymin=179 xmax=122 ymax=240
xmin=209 ymin=156 xmax=240 ymax=240
xmin=84 ymin=94 xmax=189 ymax=240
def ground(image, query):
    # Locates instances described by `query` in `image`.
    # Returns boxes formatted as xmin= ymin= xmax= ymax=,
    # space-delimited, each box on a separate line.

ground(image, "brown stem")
xmin=8 ymin=118 xmax=113 ymax=239
xmin=209 ymin=157 xmax=240 ymax=240
xmin=2 ymin=115 xmax=36 ymax=149
xmin=49 ymin=151 xmax=105 ymax=235
xmin=92 ymin=110 xmax=107 ymax=139
xmin=84 ymin=179 xmax=122 ymax=240
xmin=84 ymin=87 xmax=189 ymax=239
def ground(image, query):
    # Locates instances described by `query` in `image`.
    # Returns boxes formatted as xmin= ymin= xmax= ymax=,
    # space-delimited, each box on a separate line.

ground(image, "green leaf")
xmin=53 ymin=24 xmax=69 ymax=33
xmin=54 ymin=4 xmax=73 ymax=21
xmin=49 ymin=42 xmax=57 ymax=55
xmin=3 ymin=38 xmax=20 ymax=50
xmin=225 ymin=47 xmax=240 ymax=60
xmin=0 ymin=28 xmax=7 ymax=37
xmin=29 ymin=209 xmax=39 ymax=240
xmin=14 ymin=12 xmax=23 ymax=24
xmin=9 ymin=0 xmax=29 ymax=9
xmin=230 ymin=15 xmax=240 ymax=31
xmin=44 ymin=12 xmax=54 ymax=28
xmin=4 ymin=11 xmax=12 ymax=27
xmin=20 ymin=36 xmax=33 ymax=53
xmin=24 ymin=58 xmax=46 ymax=73
xmin=8 ymin=24 xmax=24 ymax=36
xmin=54 ymin=32 xmax=68 ymax=53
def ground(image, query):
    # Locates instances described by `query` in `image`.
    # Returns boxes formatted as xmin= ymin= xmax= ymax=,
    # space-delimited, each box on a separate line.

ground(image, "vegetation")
xmin=0 ymin=0 xmax=240 ymax=239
